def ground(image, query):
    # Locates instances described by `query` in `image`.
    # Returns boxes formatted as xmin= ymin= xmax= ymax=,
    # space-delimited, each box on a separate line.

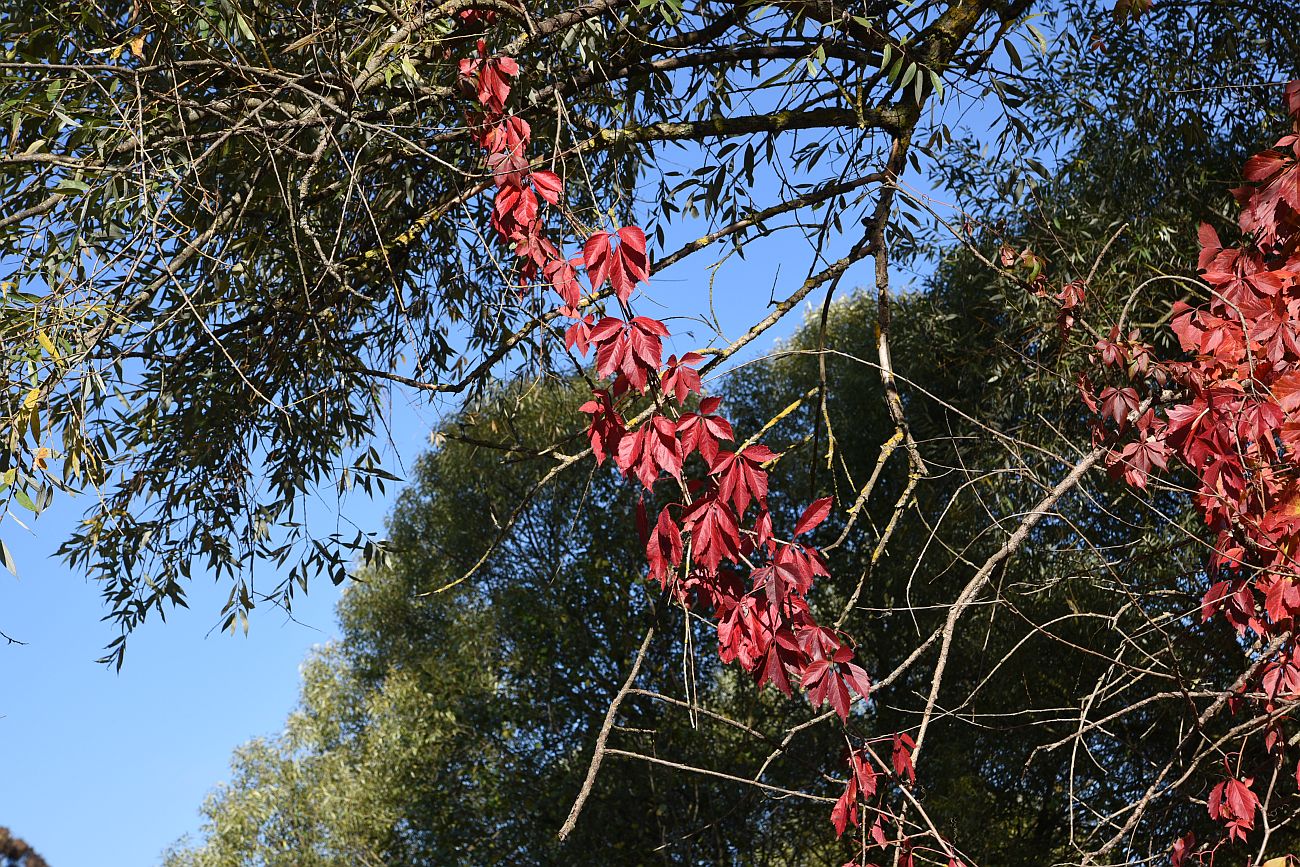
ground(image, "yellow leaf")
xmin=22 ymin=387 xmax=40 ymax=409
xmin=37 ymin=331 xmax=59 ymax=359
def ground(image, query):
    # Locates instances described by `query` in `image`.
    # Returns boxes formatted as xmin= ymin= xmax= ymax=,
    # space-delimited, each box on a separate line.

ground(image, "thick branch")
xmin=591 ymin=107 xmax=904 ymax=146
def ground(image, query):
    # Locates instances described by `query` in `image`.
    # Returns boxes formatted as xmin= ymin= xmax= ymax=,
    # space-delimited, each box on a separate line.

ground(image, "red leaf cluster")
xmin=590 ymin=316 xmax=668 ymax=394
xmin=1207 ymin=770 xmax=1260 ymax=843
xmin=585 ymin=227 xmax=650 ymax=303
xmin=832 ymin=750 xmax=877 ymax=837
xmin=455 ymin=24 xmax=926 ymax=859
xmin=1077 ymin=84 xmax=1300 ymax=856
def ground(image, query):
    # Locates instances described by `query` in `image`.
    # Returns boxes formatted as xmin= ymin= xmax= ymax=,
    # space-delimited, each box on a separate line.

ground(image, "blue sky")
xmin=0 ymin=33 xmax=1027 ymax=865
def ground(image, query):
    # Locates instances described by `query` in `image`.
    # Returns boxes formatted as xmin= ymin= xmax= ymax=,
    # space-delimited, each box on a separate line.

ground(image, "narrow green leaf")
xmin=13 ymin=487 xmax=36 ymax=512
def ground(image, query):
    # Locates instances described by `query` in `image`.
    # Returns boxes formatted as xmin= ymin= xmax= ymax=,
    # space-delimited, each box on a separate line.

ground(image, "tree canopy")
xmin=0 ymin=829 xmax=48 ymax=867
xmin=2 ymin=0 xmax=1035 ymax=653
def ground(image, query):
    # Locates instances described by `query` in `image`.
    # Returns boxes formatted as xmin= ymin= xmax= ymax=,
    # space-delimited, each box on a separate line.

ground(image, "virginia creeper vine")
xmin=452 ymin=11 xmax=931 ymax=864
xmin=1079 ymin=82 xmax=1300 ymax=864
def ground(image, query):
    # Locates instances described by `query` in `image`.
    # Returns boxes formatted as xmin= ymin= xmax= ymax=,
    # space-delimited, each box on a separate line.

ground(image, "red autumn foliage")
xmin=462 ymin=25 xmax=1300 ymax=867
xmin=584 ymin=226 xmax=650 ymax=303
xmin=1207 ymin=769 xmax=1260 ymax=843
xmin=1075 ymin=83 xmax=1300 ymax=859
xmin=832 ymin=748 xmax=878 ymax=838
xmin=450 ymin=20 xmax=1063 ymax=864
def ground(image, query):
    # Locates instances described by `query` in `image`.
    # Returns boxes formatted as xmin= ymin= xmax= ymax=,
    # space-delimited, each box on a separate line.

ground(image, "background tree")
xmin=168 ymin=291 xmax=1289 ymax=866
xmin=928 ymin=4 xmax=1300 ymax=852
xmin=165 ymin=377 xmax=849 ymax=866
xmin=0 ymin=828 xmax=49 ymax=867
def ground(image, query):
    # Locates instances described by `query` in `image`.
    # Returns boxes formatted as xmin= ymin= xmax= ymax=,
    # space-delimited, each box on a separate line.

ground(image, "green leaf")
xmin=13 ymin=487 xmax=36 ymax=512
xmin=929 ymin=70 xmax=944 ymax=101
xmin=887 ymin=54 xmax=905 ymax=83
xmin=234 ymin=11 xmax=256 ymax=42
xmin=1027 ymin=24 xmax=1048 ymax=54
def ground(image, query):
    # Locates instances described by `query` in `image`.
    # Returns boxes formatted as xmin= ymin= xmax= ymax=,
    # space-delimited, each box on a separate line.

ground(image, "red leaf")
xmin=1201 ymin=581 xmax=1231 ymax=623
xmin=794 ymin=497 xmax=833 ymax=536
xmin=850 ymin=752 xmax=877 ymax=799
xmin=582 ymin=227 xmax=650 ymax=302
xmin=661 ymin=354 xmax=704 ymax=404
xmin=677 ymin=410 xmax=732 ymax=465
xmin=800 ymin=658 xmax=832 ymax=689
xmin=1099 ymin=386 xmax=1141 ymax=428
xmin=483 ymin=116 xmax=530 ymax=156
xmin=843 ymin=662 xmax=872 ymax=699
xmin=577 ymin=389 xmax=624 ymax=465
xmin=617 ymin=225 xmax=647 ymax=261
xmin=709 ymin=449 xmax=770 ymax=516
xmin=1244 ymin=150 xmax=1288 ymax=184
xmin=1225 ymin=777 xmax=1259 ymax=823
xmin=892 ymin=733 xmax=916 ymax=785
xmin=530 ymin=170 xmax=563 ymax=204
xmin=1273 ymin=370 xmax=1300 ymax=412
xmin=584 ymin=232 xmax=613 ymax=292
xmin=612 ymin=225 xmax=650 ymax=302
xmin=1170 ymin=832 xmax=1195 ymax=867
xmin=830 ymin=779 xmax=858 ymax=837
xmin=682 ymin=494 xmax=741 ymax=571
xmin=486 ymin=149 xmax=528 ymax=187
xmin=645 ymin=506 xmax=684 ymax=586
xmin=828 ymin=670 xmax=852 ymax=721
xmin=565 ymin=314 xmax=596 ymax=355
xmin=544 ymin=257 xmax=584 ymax=310
xmin=630 ymin=315 xmax=669 ymax=337
xmin=635 ymin=495 xmax=649 ymax=545
xmin=760 ymin=645 xmax=792 ymax=696
xmin=754 ymin=508 xmax=773 ymax=550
